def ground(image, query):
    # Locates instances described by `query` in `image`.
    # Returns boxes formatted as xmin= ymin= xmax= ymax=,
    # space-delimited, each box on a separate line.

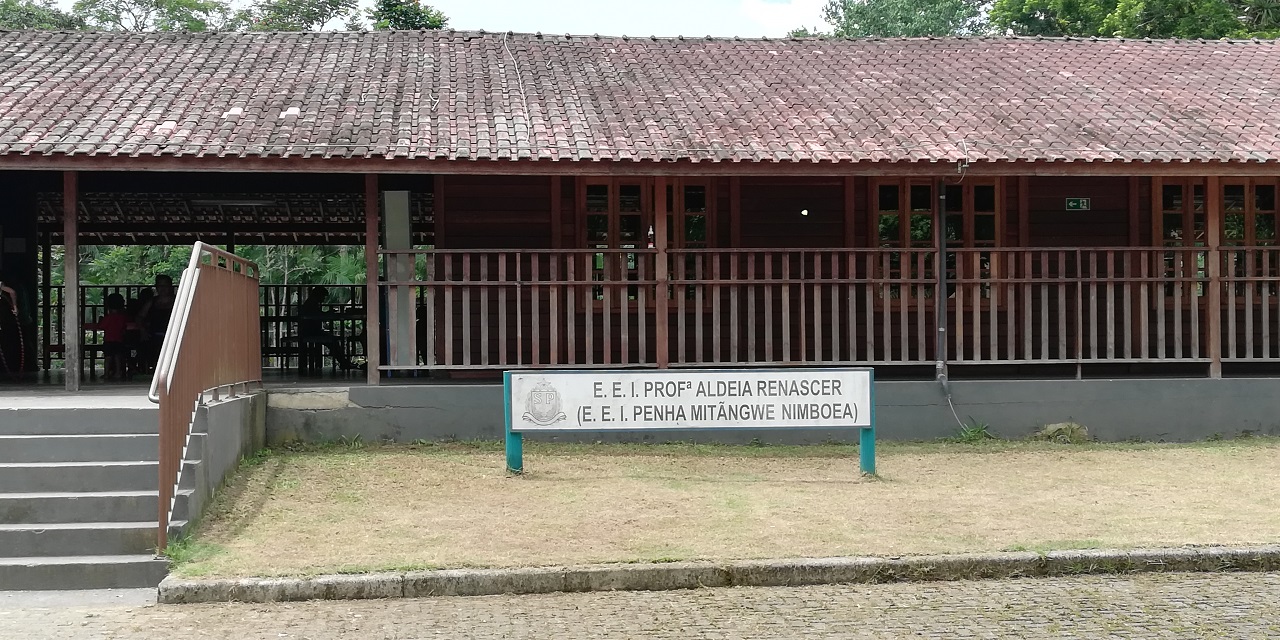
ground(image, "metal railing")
xmin=149 ymin=242 xmax=261 ymax=551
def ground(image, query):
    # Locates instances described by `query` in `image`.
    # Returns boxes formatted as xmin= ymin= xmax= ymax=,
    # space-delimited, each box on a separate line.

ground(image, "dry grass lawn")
xmin=172 ymin=439 xmax=1280 ymax=578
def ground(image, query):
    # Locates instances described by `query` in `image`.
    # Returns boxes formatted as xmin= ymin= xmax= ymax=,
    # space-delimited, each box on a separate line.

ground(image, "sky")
xmin=429 ymin=0 xmax=828 ymax=38
xmin=52 ymin=0 xmax=830 ymax=37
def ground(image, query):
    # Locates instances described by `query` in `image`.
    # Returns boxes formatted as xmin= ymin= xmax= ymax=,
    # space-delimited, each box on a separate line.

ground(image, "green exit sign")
xmin=1066 ymin=198 xmax=1091 ymax=211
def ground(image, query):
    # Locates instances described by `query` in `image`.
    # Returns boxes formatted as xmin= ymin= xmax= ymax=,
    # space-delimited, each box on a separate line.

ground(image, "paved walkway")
xmin=3 ymin=572 xmax=1279 ymax=639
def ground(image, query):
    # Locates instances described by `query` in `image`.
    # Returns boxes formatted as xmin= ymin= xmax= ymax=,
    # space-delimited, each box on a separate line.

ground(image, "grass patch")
xmin=171 ymin=438 xmax=1280 ymax=578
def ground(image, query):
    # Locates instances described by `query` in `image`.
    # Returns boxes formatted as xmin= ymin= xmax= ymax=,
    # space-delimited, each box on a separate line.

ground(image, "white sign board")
xmin=507 ymin=369 xmax=872 ymax=431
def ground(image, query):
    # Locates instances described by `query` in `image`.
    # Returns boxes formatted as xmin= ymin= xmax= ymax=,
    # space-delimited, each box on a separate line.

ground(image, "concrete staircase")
xmin=0 ymin=401 xmax=200 ymax=590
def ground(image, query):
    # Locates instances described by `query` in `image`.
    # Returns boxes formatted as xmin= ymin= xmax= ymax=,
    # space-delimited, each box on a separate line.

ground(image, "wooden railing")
xmin=379 ymin=247 xmax=1274 ymax=374
xmin=148 ymin=243 xmax=261 ymax=551
xmin=1220 ymin=247 xmax=1280 ymax=362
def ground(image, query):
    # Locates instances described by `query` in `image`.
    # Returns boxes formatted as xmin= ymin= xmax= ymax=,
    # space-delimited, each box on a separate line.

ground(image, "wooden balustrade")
xmin=1219 ymin=247 xmax=1280 ymax=362
xmin=378 ymin=247 xmax=1275 ymax=373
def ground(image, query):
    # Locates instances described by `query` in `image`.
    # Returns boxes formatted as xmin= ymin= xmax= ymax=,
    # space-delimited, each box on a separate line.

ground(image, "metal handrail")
xmin=149 ymin=242 xmax=261 ymax=551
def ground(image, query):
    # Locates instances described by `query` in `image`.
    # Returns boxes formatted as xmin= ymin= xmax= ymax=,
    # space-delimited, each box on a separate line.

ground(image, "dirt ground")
xmin=170 ymin=439 xmax=1280 ymax=578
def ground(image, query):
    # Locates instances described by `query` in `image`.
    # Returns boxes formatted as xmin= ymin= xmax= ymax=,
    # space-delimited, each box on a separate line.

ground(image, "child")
xmin=99 ymin=293 xmax=131 ymax=381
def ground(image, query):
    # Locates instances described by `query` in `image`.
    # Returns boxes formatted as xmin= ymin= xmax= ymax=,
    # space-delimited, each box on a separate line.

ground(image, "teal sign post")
xmin=503 ymin=368 xmax=876 ymax=476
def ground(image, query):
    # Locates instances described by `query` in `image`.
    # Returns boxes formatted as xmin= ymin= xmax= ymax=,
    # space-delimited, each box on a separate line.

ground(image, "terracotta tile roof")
xmin=1 ymin=30 xmax=1278 ymax=165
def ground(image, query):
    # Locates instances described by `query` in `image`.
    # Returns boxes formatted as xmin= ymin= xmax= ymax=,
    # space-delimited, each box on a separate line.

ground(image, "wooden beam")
xmin=1151 ymin=177 xmax=1162 ymax=248
xmin=364 ymin=174 xmax=380 ymax=385
xmin=550 ymin=176 xmax=562 ymax=249
xmin=8 ymin=154 xmax=1277 ymax=177
xmin=728 ymin=177 xmax=741 ymax=247
xmin=1128 ymin=176 xmax=1141 ymax=246
xmin=654 ymin=176 xmax=669 ymax=368
xmin=1017 ymin=176 xmax=1030 ymax=247
xmin=433 ymin=175 xmax=446 ymax=248
xmin=62 ymin=171 xmax=79 ymax=391
xmin=843 ymin=176 xmax=856 ymax=247
xmin=1205 ymin=175 xmax=1222 ymax=378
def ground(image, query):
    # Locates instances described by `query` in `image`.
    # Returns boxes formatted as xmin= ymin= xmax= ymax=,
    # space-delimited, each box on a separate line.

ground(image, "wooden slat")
xmin=499 ymin=256 xmax=509 ymax=365
xmin=550 ymin=256 xmax=559 ymax=365
xmin=847 ymin=253 xmax=857 ymax=361
xmin=1057 ymin=252 xmax=1067 ymax=362
xmin=462 ymin=255 xmax=472 ymax=366
xmin=695 ymin=254 xmax=705 ymax=363
xmin=531 ymin=256 xmax=541 ymax=365
xmin=1122 ymin=252 xmax=1131 ymax=359
xmin=620 ymin=253 xmax=629 ymax=365
xmin=638 ymin=254 xmax=647 ymax=364
xmin=780 ymin=254 xmax=790 ymax=363
xmin=765 ymin=254 xmax=775 ymax=362
xmin=443 ymin=256 xmax=454 ymax=366
xmin=746 ymin=254 xmax=755 ymax=362
xmin=1205 ymin=176 xmax=1222 ymax=376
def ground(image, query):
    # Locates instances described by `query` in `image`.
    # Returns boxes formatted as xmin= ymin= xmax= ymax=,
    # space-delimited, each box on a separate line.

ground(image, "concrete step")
xmin=0 ymin=433 xmax=202 ymax=464
xmin=0 ymin=522 xmax=157 ymax=557
xmin=0 ymin=462 xmax=158 ymax=493
xmin=0 ymin=555 xmax=168 ymax=590
xmin=0 ymin=460 xmax=200 ymax=493
xmin=0 ymin=490 xmax=192 ymax=525
xmin=0 ymin=407 xmax=157 ymax=436
xmin=0 ymin=434 xmax=160 ymax=463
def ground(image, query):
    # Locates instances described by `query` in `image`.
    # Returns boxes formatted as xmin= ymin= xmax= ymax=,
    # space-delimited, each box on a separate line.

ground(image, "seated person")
xmin=299 ymin=286 xmax=356 ymax=370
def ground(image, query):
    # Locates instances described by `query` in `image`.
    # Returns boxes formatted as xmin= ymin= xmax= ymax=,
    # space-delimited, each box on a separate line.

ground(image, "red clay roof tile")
xmin=0 ymin=31 xmax=1278 ymax=165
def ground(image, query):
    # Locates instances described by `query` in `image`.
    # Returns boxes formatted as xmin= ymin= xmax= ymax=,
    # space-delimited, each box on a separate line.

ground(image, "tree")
xmin=787 ymin=25 xmax=825 ymax=37
xmin=0 ymin=0 xmax=85 ymax=29
xmin=1101 ymin=0 xmax=1241 ymax=38
xmin=989 ymin=0 xmax=1117 ymax=36
xmin=991 ymin=0 xmax=1280 ymax=36
xmin=366 ymin=0 xmax=446 ymax=30
xmin=236 ymin=0 xmax=356 ymax=31
xmin=72 ymin=0 xmax=232 ymax=31
xmin=819 ymin=0 xmax=987 ymax=37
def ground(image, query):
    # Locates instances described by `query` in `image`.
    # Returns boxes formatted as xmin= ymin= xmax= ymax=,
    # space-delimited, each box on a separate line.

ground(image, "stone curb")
xmin=157 ymin=544 xmax=1280 ymax=604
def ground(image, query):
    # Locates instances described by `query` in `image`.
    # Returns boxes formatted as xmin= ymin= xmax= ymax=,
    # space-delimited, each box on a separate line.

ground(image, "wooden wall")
xmin=436 ymin=175 xmax=554 ymax=249
xmin=430 ymin=174 xmax=1163 ymax=251
xmin=1026 ymin=176 xmax=1134 ymax=247
xmin=738 ymin=177 xmax=846 ymax=248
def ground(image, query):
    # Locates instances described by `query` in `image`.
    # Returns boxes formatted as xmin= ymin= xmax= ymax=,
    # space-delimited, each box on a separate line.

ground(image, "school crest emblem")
xmin=522 ymin=380 xmax=566 ymax=426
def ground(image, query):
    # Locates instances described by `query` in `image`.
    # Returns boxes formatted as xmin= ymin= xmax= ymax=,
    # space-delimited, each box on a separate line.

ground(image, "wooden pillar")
xmin=1127 ymin=177 xmax=1141 ymax=246
xmin=1017 ymin=177 xmax=1030 ymax=247
xmin=364 ymin=174 xmax=381 ymax=385
xmin=654 ymin=176 xmax=669 ymax=368
xmin=40 ymin=234 xmax=51 ymax=371
xmin=728 ymin=177 xmax=741 ymax=247
xmin=62 ymin=171 xmax=79 ymax=391
xmin=550 ymin=176 xmax=562 ymax=249
xmin=843 ymin=177 xmax=856 ymax=247
xmin=1206 ymin=175 xmax=1222 ymax=378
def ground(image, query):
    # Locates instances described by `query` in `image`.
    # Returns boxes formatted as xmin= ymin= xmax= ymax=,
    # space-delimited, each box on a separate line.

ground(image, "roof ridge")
xmin=0 ymin=29 xmax=1276 ymax=45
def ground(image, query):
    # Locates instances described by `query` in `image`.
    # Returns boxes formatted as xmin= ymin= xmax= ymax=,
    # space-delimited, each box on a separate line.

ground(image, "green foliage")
xmin=788 ymin=25 xmax=826 ymax=37
xmin=989 ymin=0 xmax=1117 ymax=36
xmin=367 ymin=0 xmax=445 ymax=30
xmin=236 ymin=0 xmax=356 ymax=31
xmin=991 ymin=0 xmax=1280 ymax=36
xmin=820 ymin=0 xmax=987 ymax=37
xmin=1102 ymin=0 xmax=1241 ymax=38
xmin=72 ymin=0 xmax=232 ymax=31
xmin=0 ymin=0 xmax=85 ymax=29
xmin=1032 ymin=422 xmax=1091 ymax=444
xmin=953 ymin=419 xmax=996 ymax=443
xmin=55 ymin=245 xmax=367 ymax=289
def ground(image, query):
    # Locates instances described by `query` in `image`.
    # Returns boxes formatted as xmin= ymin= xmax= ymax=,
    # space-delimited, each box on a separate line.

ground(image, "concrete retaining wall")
xmin=265 ymin=378 xmax=1280 ymax=445
xmin=180 ymin=392 xmax=266 ymax=535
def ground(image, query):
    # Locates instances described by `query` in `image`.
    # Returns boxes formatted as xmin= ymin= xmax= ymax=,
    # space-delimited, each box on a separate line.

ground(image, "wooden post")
xmin=40 ymin=234 xmax=51 ymax=371
xmin=729 ymin=177 xmax=741 ymax=247
xmin=62 ymin=171 xmax=79 ymax=391
xmin=935 ymin=177 xmax=948 ymax=371
xmin=1128 ymin=177 xmax=1141 ymax=246
xmin=550 ymin=176 xmax=562 ymax=249
xmin=1206 ymin=176 xmax=1222 ymax=378
xmin=1017 ymin=177 xmax=1030 ymax=247
xmin=843 ymin=176 xmax=856 ymax=247
xmin=654 ymin=176 xmax=669 ymax=368
xmin=364 ymin=174 xmax=381 ymax=385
